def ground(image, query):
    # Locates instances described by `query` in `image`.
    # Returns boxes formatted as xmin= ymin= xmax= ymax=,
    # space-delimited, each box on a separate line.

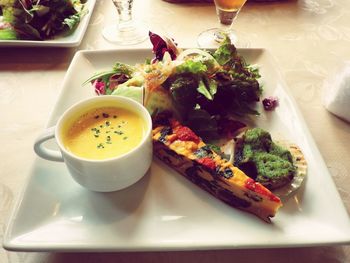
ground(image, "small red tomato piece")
xmin=175 ymin=126 xmax=200 ymax=143
xmin=196 ymin=157 xmax=216 ymax=170
xmin=245 ymin=178 xmax=281 ymax=203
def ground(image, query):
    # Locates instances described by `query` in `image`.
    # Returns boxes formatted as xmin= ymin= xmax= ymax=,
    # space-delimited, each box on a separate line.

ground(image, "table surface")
xmin=1 ymin=0 xmax=350 ymax=262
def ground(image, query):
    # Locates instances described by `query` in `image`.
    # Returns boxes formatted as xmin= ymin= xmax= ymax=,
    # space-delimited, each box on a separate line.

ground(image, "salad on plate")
xmin=86 ymin=32 xmax=263 ymax=141
xmin=0 ymin=0 xmax=88 ymax=40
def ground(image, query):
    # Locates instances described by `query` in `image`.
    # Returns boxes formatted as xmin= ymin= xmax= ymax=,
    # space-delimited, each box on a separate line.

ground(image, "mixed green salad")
xmin=85 ymin=32 xmax=274 ymax=141
xmin=0 ymin=0 xmax=87 ymax=40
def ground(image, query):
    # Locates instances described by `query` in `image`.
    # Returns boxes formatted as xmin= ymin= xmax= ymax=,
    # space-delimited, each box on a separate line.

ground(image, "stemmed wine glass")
xmin=102 ymin=0 xmax=148 ymax=45
xmin=197 ymin=0 xmax=247 ymax=47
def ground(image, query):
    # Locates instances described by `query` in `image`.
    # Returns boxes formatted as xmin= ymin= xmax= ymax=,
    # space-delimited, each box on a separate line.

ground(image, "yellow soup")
xmin=62 ymin=107 xmax=146 ymax=160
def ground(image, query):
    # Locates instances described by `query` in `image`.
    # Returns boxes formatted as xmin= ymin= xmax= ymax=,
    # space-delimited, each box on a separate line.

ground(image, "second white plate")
xmin=0 ymin=0 xmax=96 ymax=47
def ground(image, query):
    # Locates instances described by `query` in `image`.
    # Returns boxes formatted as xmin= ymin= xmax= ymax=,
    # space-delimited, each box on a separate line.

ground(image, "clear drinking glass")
xmin=197 ymin=0 xmax=247 ymax=47
xmin=102 ymin=0 xmax=148 ymax=45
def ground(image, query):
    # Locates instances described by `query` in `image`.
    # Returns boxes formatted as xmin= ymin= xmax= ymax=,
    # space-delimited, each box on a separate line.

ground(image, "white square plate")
xmin=3 ymin=48 xmax=350 ymax=252
xmin=0 ymin=0 xmax=96 ymax=47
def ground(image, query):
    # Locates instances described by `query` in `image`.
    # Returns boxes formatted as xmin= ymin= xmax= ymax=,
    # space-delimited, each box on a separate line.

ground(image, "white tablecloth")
xmin=1 ymin=0 xmax=349 ymax=262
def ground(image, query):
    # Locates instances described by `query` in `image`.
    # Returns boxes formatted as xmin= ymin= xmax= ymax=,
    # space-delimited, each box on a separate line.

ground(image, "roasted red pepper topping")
xmin=245 ymin=178 xmax=281 ymax=203
xmin=175 ymin=126 xmax=200 ymax=143
xmin=196 ymin=157 xmax=216 ymax=170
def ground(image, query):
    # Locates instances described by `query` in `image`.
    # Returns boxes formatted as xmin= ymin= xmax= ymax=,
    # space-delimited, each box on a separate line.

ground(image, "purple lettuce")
xmin=92 ymin=80 xmax=106 ymax=95
xmin=149 ymin=31 xmax=178 ymax=62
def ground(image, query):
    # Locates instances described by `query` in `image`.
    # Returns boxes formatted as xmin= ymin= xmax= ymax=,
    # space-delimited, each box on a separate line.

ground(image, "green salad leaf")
xmin=111 ymin=85 xmax=143 ymax=104
xmin=212 ymin=35 xmax=237 ymax=66
xmin=176 ymin=60 xmax=208 ymax=74
xmin=185 ymin=109 xmax=219 ymax=140
xmin=197 ymin=78 xmax=213 ymax=100
xmin=0 ymin=27 xmax=16 ymax=39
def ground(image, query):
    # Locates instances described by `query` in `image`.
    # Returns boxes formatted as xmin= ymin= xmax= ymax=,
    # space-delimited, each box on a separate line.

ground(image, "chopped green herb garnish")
xmin=97 ymin=143 xmax=104 ymax=149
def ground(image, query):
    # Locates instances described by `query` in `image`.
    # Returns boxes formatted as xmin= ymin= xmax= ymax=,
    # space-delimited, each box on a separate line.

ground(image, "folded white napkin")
xmin=323 ymin=63 xmax=350 ymax=122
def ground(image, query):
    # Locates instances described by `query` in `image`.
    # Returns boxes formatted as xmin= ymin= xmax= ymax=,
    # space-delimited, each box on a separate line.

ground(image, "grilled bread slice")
xmin=152 ymin=116 xmax=282 ymax=222
xmin=272 ymin=140 xmax=307 ymax=198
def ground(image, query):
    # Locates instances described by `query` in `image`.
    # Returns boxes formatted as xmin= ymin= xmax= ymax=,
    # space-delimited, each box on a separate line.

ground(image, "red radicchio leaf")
xmin=109 ymin=73 xmax=130 ymax=91
xmin=92 ymin=79 xmax=106 ymax=95
xmin=149 ymin=31 xmax=178 ymax=62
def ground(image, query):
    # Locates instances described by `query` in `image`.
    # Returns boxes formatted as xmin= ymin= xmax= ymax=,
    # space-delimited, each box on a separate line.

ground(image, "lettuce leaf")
xmin=111 ymin=85 xmax=143 ymax=104
xmin=176 ymin=60 xmax=207 ymax=74
xmin=0 ymin=27 xmax=16 ymax=39
xmin=212 ymin=35 xmax=237 ymax=66
xmin=185 ymin=109 xmax=219 ymax=140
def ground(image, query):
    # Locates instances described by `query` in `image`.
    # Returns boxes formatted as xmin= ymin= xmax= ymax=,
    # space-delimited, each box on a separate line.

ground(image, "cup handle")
xmin=34 ymin=126 xmax=64 ymax=162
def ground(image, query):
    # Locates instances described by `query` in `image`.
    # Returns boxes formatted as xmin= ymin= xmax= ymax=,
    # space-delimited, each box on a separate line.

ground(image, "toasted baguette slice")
xmin=152 ymin=117 xmax=282 ymax=222
xmin=272 ymin=140 xmax=307 ymax=198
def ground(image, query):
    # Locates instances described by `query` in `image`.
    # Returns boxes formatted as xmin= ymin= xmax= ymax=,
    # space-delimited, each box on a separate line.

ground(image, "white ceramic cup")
xmin=34 ymin=96 xmax=153 ymax=192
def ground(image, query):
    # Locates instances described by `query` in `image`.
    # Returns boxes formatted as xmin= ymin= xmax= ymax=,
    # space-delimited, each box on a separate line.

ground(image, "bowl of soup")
xmin=34 ymin=95 xmax=153 ymax=192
